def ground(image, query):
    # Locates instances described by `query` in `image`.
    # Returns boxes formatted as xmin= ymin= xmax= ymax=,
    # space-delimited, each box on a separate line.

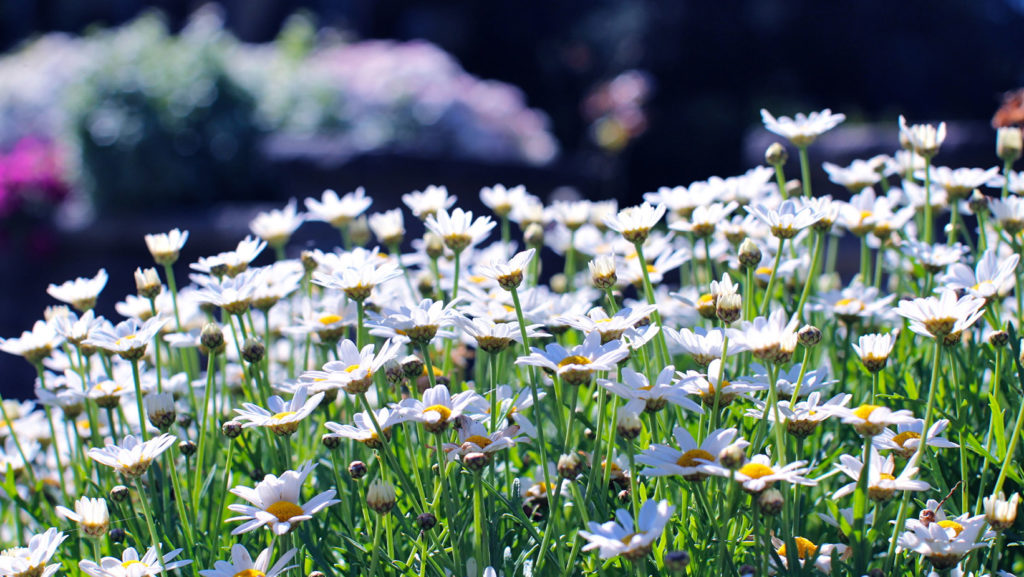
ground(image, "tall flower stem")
xmin=852 ymin=435 xmax=872 ymax=574
xmin=886 ymin=338 xmax=942 ymax=571
xmin=1003 ymin=158 xmax=1013 ymax=199
xmin=633 ymin=241 xmax=670 ymax=366
xmin=133 ymin=476 xmax=161 ymax=547
xmin=994 ymin=358 xmax=1024 ymax=495
xmin=759 ymin=237 xmax=786 ymax=316
xmin=795 ymin=229 xmax=825 ymax=321
xmin=192 ymin=351 xmax=218 ymax=513
xmin=473 ymin=472 xmax=489 ymax=569
xmin=924 ymin=157 xmax=934 ymax=244
xmin=774 ymin=163 xmax=788 ymax=199
xmin=162 ymin=263 xmax=183 ymax=331
xmin=129 ymin=359 xmax=148 ymax=441
xmin=798 ymin=145 xmax=812 ymax=198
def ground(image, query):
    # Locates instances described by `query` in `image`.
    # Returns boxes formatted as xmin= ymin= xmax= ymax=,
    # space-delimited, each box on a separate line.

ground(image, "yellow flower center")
xmin=853 ymin=405 xmax=880 ymax=421
xmin=777 ymin=536 xmax=817 ymax=559
xmin=233 ymin=570 xmax=267 ymax=577
xmin=739 ymin=463 xmax=775 ymax=479
xmin=937 ymin=520 xmax=964 ymax=536
xmin=121 ymin=561 xmax=144 ymax=569
xmin=319 ymin=314 xmax=342 ymax=325
xmin=344 ymin=364 xmax=362 ymax=373
xmin=423 ymin=404 xmax=452 ymax=422
xmin=468 ymin=275 xmax=488 ymax=284
xmin=697 ymin=294 xmax=714 ymax=306
xmin=755 ymin=266 xmax=773 ymax=276
xmin=676 ymin=449 xmax=715 ymax=468
xmin=114 ymin=334 xmax=138 ymax=347
xmin=272 ymin=411 xmax=297 ymax=420
xmin=835 ymin=298 xmax=865 ymax=311
xmin=878 ymin=473 xmax=896 ymax=482
xmin=463 ymin=435 xmax=493 ymax=448
xmin=891 ymin=431 xmax=921 ymax=447
xmin=558 ymin=355 xmax=592 ymax=368
xmin=646 ymin=265 xmax=658 ymax=273
xmin=265 ymin=500 xmax=305 ymax=523
xmin=619 ymin=532 xmax=642 ymax=545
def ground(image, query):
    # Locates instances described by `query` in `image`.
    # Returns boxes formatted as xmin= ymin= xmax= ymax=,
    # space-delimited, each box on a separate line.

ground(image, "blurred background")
xmin=2 ymin=0 xmax=1024 ymax=390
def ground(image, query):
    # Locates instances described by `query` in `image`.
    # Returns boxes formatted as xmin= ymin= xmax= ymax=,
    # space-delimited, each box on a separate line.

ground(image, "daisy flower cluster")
xmin=1 ymin=112 xmax=1023 ymax=577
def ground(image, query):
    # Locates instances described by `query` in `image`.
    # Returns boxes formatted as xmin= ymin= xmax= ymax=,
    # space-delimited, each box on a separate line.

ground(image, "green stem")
xmin=130 ymin=359 xmax=148 ymax=441
xmin=633 ymin=241 xmax=669 ymax=366
xmin=794 ymin=230 xmax=825 ymax=321
xmin=760 ymin=237 xmax=786 ymax=316
xmin=798 ymin=145 xmax=812 ymax=198
xmin=162 ymin=263 xmax=183 ymax=332
xmin=133 ymin=477 xmax=161 ymax=547
xmin=924 ymin=157 xmax=934 ymax=244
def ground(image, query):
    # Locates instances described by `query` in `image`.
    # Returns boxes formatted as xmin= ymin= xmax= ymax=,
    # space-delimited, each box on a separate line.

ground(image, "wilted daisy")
xmin=579 ymin=499 xmax=674 ymax=560
xmin=425 ymin=207 xmax=495 ymax=253
xmin=516 ymin=330 xmax=630 ymax=385
xmin=47 ymin=269 xmax=108 ymax=312
xmin=827 ymin=403 xmax=916 ymax=437
xmin=397 ymin=383 xmax=486 ymax=434
xmin=894 ymin=290 xmax=986 ymax=340
xmin=603 ymin=201 xmax=666 ymax=243
xmin=304 ymin=187 xmax=372 ymax=228
xmin=852 ymin=331 xmax=898 ymax=372
xmin=899 ymin=115 xmax=947 ymax=158
xmin=760 ymin=108 xmax=845 ymax=147
xmin=0 ymin=528 xmax=65 ymax=577
xmin=79 ymin=547 xmax=190 ymax=577
xmin=702 ymin=454 xmax=815 ymax=493
xmin=833 ymin=448 xmax=930 ymax=502
xmin=873 ymin=418 xmax=958 ymax=459
xmin=56 ymin=497 xmax=109 ymax=538
xmin=747 ymin=199 xmax=821 ymax=239
xmin=235 ymin=387 xmax=324 ymax=437
xmin=228 ymin=461 xmax=339 ymax=535
xmin=249 ymin=199 xmax=305 ymax=248
xmin=84 ymin=317 xmax=169 ymax=361
xmin=637 ymin=426 xmax=746 ymax=480
xmin=199 ymin=545 xmax=297 ymax=577
xmin=87 ymin=433 xmax=176 ymax=479
xmin=599 ymin=366 xmax=702 ymax=414
xmin=324 ymin=407 xmax=410 ymax=449
xmin=940 ymin=248 xmax=1018 ymax=300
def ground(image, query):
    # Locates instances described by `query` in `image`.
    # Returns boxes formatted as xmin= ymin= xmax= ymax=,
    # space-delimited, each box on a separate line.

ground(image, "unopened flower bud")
xmin=424 ymin=233 xmax=445 ymax=259
xmin=738 ymin=564 xmax=757 ymax=577
xmin=349 ymin=216 xmax=371 ymax=247
xmin=322 ymin=434 xmax=342 ymax=450
xmin=178 ymin=441 xmax=196 ymax=457
xmin=716 ymin=294 xmax=742 ymax=324
xmin=222 ymin=420 xmax=243 ymax=438
xmin=617 ymin=489 xmax=631 ymax=503
xmin=696 ymin=294 xmax=717 ymax=320
xmin=145 ymin=393 xmax=176 ymax=431
xmin=366 ymin=479 xmax=397 ymax=514
xmin=416 ymin=272 xmax=435 ymax=298
xmin=765 ymin=142 xmax=788 ymax=167
xmin=998 ymin=127 xmax=1023 ymax=162
xmin=524 ymin=223 xmax=545 ymax=248
xmin=589 ymin=255 xmax=617 ymax=289
xmin=967 ymin=189 xmax=989 ymax=214
xmin=349 ymin=460 xmax=367 ymax=479
xmin=798 ymin=325 xmax=822 ymax=347
xmin=718 ymin=444 xmax=746 ymax=470
xmin=383 ymin=359 xmax=404 ymax=384
xmin=738 ymin=239 xmax=762 ymax=269
xmin=134 ymin=268 xmax=162 ymax=300
xmin=417 ymin=512 xmax=437 ymax=531
xmin=549 ymin=273 xmax=567 ymax=294
xmin=300 ymin=250 xmax=318 ymax=273
xmin=109 ymin=485 xmax=130 ymax=503
xmin=463 ymin=452 xmax=490 ymax=471
xmin=401 ymin=355 xmax=424 ymax=378
xmin=785 ymin=179 xmax=802 ymax=198
xmin=177 ymin=413 xmax=192 ymax=428
xmin=758 ymin=488 xmax=784 ymax=515
xmin=109 ymin=528 xmax=126 ymax=543
xmin=984 ymin=492 xmax=1019 ymax=531
xmin=616 ymin=411 xmax=642 ymax=440
xmin=664 ymin=550 xmax=691 ymax=572
xmin=988 ymin=330 xmax=1010 ymax=348
xmin=242 ymin=338 xmax=265 ymax=364
xmin=557 ymin=453 xmax=583 ymax=480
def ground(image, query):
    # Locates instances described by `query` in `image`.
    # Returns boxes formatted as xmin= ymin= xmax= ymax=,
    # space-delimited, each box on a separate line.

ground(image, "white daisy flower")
xmin=303 ymin=338 xmax=402 ymax=394
xmin=480 ymin=183 xmax=529 ymax=218
xmin=193 ymin=268 xmax=264 ymax=315
xmin=669 ymin=202 xmax=739 ymax=237
xmin=368 ymin=208 xmax=406 ymax=247
xmin=425 ymin=207 xmax=495 ymax=252
xmin=227 ymin=461 xmax=339 ymax=535
xmin=926 ymin=166 xmax=1001 ymax=200
xmin=0 ymin=320 xmax=64 ymax=364
xmin=853 ymin=331 xmax=898 ymax=372
xmin=603 ymin=202 xmax=667 ymax=243
xmin=833 ymin=448 xmax=930 ymax=502
xmin=397 ymin=383 xmax=486 ymax=434
xmin=515 ymin=330 xmax=630 ymax=385
xmin=84 ymin=317 xmax=169 ymax=361
xmin=87 ymin=434 xmax=176 ymax=479
xmin=304 ymin=187 xmax=371 ymax=228
xmin=746 ymin=199 xmax=822 ymax=239
xmin=812 ymin=281 xmax=895 ymax=324
xmin=546 ymin=200 xmax=592 ymax=231
xmin=679 ymin=358 xmax=765 ymax=408
xmin=826 ymin=403 xmax=917 ymax=437
xmin=324 ymin=407 xmax=410 ymax=449
xmin=557 ymin=305 xmax=655 ymax=345
xmin=769 ymin=536 xmax=847 ymax=575
xmin=894 ymin=290 xmax=986 ymax=340
xmin=760 ymin=108 xmax=845 ymax=147
xmin=664 ymin=326 xmax=745 ymax=366
xmin=442 ymin=419 xmax=520 ymax=463
xmin=476 ymin=248 xmax=535 ymax=290
xmin=191 ymin=236 xmax=267 ymax=277
xmin=598 ymin=366 xmax=702 ymax=414
xmin=898 ymin=511 xmax=989 ymax=570
xmin=198 ymin=544 xmax=297 ymax=577
xmin=455 ymin=316 xmax=547 ymax=354
xmin=487 ymin=384 xmax=544 ymax=438
xmin=899 ymin=115 xmax=947 ymax=158
xmin=367 ymin=298 xmax=460 ymax=344
xmin=579 ymin=499 xmax=675 ymax=560
xmin=989 ymin=195 xmax=1024 ymax=235
xmin=79 ymin=546 xmax=190 ymax=577
xmin=249 ymin=198 xmax=305 ymax=247
xmin=822 ymin=158 xmax=884 ymax=192
xmin=726 ymin=309 xmax=799 ymax=364
xmin=47 ymin=269 xmax=108 ymax=312
xmin=234 ymin=386 xmax=324 ymax=437
xmin=56 ymin=497 xmax=109 ymax=538
xmin=744 ymin=392 xmax=850 ymax=438
xmin=636 ymin=426 xmax=746 ymax=480
xmin=701 ymin=454 xmax=816 ymax=493
xmin=900 ymin=240 xmax=967 ymax=273
xmin=0 ymin=528 xmax=65 ymax=577
xmin=144 ymin=228 xmax=189 ymax=265
xmin=312 ymin=255 xmax=401 ymax=302
xmin=402 ymin=185 xmax=456 ymax=220
xmin=873 ymin=418 xmax=958 ymax=459
xmin=940 ymin=248 xmax=1018 ymax=300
